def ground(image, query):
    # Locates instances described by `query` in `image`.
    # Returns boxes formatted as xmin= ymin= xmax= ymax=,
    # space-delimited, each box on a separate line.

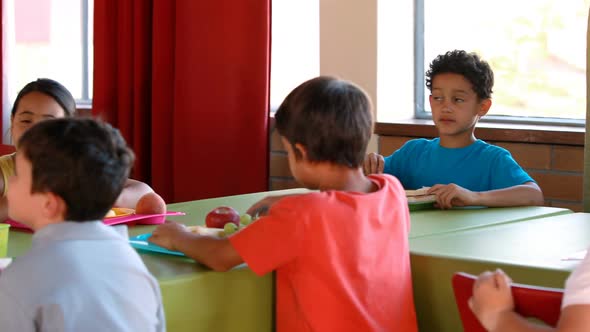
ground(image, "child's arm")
xmin=551 ymin=306 xmax=590 ymax=332
xmin=114 ymin=179 xmax=155 ymax=209
xmin=149 ymin=221 xmax=243 ymax=272
xmin=470 ymin=270 xmax=590 ymax=332
xmin=486 ymin=306 xmax=590 ymax=332
xmin=429 ymin=182 xmax=543 ymax=209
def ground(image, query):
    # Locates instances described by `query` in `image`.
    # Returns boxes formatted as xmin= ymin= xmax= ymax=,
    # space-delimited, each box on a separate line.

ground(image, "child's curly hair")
xmin=425 ymin=50 xmax=494 ymax=100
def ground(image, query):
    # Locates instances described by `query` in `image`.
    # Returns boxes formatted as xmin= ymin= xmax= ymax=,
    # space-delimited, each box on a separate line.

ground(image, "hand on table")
xmin=247 ymin=193 xmax=305 ymax=218
xmin=429 ymin=183 xmax=478 ymax=209
xmin=149 ymin=221 xmax=188 ymax=251
xmin=246 ymin=195 xmax=283 ymax=217
xmin=469 ymin=269 xmax=514 ymax=331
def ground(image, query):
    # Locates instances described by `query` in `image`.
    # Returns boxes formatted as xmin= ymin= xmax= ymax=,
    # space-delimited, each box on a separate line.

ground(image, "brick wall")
xmin=269 ymin=130 xmax=301 ymax=190
xmin=268 ymin=130 xmax=585 ymax=211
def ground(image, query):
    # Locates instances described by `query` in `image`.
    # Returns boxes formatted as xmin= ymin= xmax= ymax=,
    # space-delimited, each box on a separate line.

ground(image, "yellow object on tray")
xmin=0 ymin=224 xmax=10 ymax=257
xmin=105 ymin=207 xmax=135 ymax=218
xmin=187 ymin=225 xmax=225 ymax=237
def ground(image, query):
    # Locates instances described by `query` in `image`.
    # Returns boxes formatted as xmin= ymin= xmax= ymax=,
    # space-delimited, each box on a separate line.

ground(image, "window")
xmin=270 ymin=0 xmax=319 ymax=111
xmin=5 ymin=0 xmax=93 ymax=107
xmin=417 ymin=0 xmax=589 ymax=124
xmin=377 ymin=0 xmax=415 ymax=123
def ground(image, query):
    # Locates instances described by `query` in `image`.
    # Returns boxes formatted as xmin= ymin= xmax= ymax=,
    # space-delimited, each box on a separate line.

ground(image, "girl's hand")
xmin=149 ymin=221 xmax=188 ymax=250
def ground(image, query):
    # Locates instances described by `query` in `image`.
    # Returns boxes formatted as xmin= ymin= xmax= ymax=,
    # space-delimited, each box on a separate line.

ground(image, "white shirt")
xmin=0 ymin=221 xmax=165 ymax=332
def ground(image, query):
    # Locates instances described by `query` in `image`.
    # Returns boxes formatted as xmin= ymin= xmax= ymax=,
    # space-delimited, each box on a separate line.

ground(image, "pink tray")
xmin=5 ymin=211 xmax=186 ymax=232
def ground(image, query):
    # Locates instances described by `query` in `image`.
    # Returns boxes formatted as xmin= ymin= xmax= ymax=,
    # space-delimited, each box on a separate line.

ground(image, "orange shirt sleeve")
xmin=229 ymin=198 xmax=304 ymax=276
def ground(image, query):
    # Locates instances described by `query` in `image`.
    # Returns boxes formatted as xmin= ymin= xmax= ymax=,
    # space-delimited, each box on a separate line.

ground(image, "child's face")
xmin=429 ymin=73 xmax=490 ymax=139
xmin=6 ymin=152 xmax=45 ymax=225
xmin=11 ymin=92 xmax=66 ymax=148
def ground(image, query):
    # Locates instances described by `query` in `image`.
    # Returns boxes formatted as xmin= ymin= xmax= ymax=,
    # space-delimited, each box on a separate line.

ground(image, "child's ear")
xmin=40 ymin=192 xmax=67 ymax=220
xmin=478 ymin=98 xmax=492 ymax=116
xmin=294 ymin=143 xmax=309 ymax=161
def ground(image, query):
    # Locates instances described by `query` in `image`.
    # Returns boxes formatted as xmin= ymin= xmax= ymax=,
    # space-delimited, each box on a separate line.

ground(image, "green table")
xmin=7 ymin=188 xmax=308 ymax=332
xmin=409 ymin=212 xmax=589 ymax=332
xmin=409 ymin=206 xmax=572 ymax=238
xmin=5 ymin=193 xmax=572 ymax=332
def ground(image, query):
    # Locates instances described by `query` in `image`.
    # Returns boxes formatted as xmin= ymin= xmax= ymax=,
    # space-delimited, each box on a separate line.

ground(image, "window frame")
xmin=79 ymin=0 xmax=93 ymax=107
xmin=413 ymin=0 xmax=585 ymax=128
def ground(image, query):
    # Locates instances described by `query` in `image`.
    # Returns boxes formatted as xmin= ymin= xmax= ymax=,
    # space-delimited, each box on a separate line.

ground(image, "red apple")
xmin=205 ymin=206 xmax=240 ymax=228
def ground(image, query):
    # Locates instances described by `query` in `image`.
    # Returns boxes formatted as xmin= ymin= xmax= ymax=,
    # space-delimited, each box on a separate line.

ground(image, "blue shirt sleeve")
xmin=383 ymin=148 xmax=407 ymax=183
xmin=383 ymin=153 xmax=395 ymax=175
xmin=489 ymin=149 xmax=535 ymax=190
xmin=383 ymin=140 xmax=416 ymax=177
xmin=383 ymin=139 xmax=424 ymax=189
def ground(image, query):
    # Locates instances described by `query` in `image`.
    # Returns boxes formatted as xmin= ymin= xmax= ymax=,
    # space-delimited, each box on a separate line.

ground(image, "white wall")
xmin=319 ymin=0 xmax=415 ymax=152
xmin=320 ymin=0 xmax=379 ymax=152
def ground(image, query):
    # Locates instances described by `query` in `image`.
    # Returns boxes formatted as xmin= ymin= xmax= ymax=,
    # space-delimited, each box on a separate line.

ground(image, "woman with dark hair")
xmin=0 ymin=78 xmax=166 ymax=222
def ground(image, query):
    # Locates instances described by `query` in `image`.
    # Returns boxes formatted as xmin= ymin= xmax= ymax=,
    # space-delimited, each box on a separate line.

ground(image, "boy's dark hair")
xmin=18 ymin=118 xmax=134 ymax=221
xmin=275 ymin=76 xmax=373 ymax=168
xmin=425 ymin=50 xmax=494 ymax=100
xmin=12 ymin=78 xmax=76 ymax=118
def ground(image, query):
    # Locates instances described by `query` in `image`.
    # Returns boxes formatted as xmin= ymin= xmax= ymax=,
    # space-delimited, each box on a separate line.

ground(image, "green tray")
xmin=408 ymin=201 xmax=436 ymax=211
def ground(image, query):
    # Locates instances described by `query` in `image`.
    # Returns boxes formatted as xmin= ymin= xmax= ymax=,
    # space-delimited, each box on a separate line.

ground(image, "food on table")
xmin=187 ymin=225 xmax=225 ymax=237
xmin=405 ymin=187 xmax=436 ymax=203
xmin=205 ymin=206 xmax=240 ymax=228
xmin=105 ymin=209 xmax=117 ymax=218
xmin=135 ymin=192 xmax=167 ymax=214
xmin=239 ymin=213 xmax=253 ymax=226
xmin=189 ymin=209 xmax=257 ymax=237
xmin=104 ymin=207 xmax=135 ymax=218
xmin=223 ymin=223 xmax=239 ymax=236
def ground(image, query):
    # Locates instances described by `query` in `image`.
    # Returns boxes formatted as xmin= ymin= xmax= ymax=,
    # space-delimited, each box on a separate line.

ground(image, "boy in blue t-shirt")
xmin=364 ymin=50 xmax=543 ymax=209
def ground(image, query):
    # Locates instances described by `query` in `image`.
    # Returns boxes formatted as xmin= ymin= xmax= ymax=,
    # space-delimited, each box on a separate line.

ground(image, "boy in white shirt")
xmin=0 ymin=118 xmax=165 ymax=332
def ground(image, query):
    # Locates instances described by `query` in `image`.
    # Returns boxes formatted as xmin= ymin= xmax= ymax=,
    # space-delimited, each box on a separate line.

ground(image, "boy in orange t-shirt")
xmin=150 ymin=76 xmax=419 ymax=332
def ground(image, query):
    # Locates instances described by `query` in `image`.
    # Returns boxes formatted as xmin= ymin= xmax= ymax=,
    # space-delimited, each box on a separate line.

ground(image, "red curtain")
xmin=0 ymin=1 xmax=3 ymax=139
xmin=93 ymin=0 xmax=270 ymax=203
